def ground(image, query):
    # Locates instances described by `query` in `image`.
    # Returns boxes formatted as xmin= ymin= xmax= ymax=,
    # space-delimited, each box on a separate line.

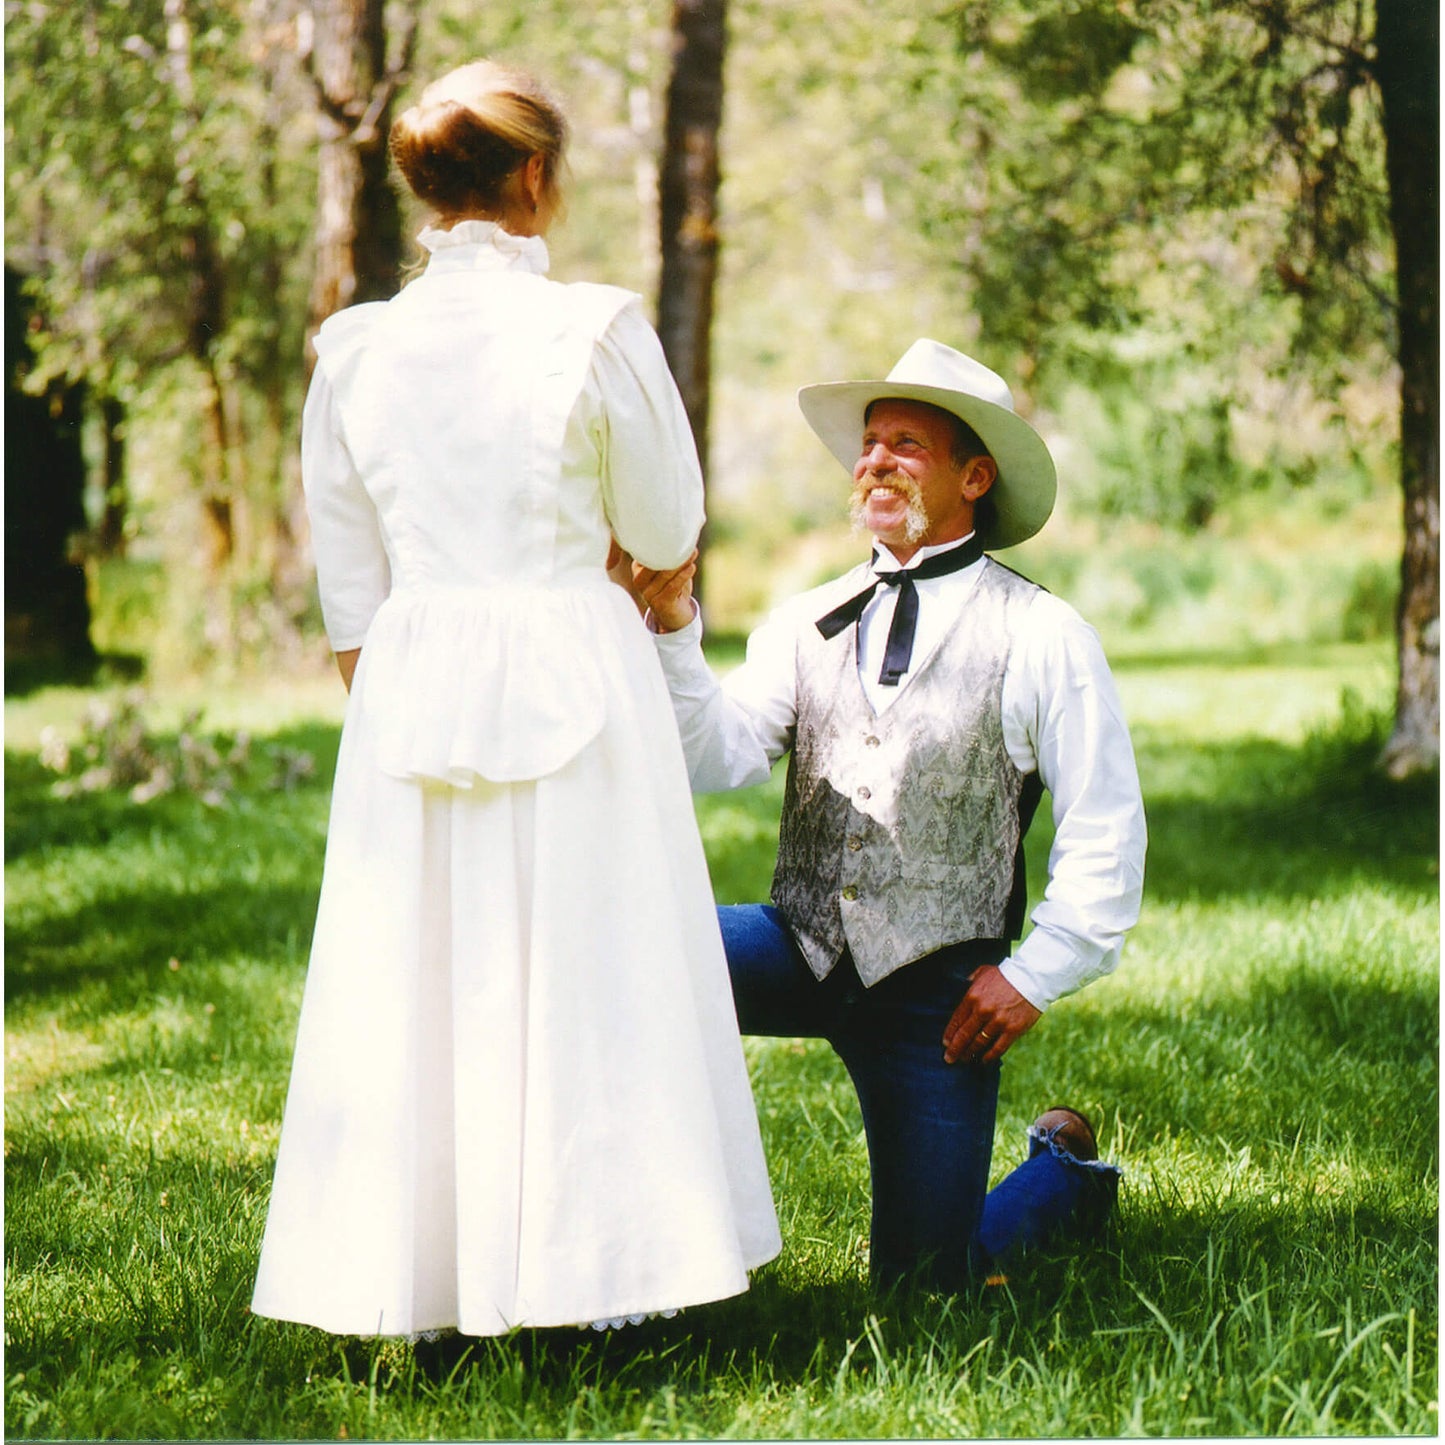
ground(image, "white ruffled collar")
xmin=417 ymin=220 xmax=550 ymax=275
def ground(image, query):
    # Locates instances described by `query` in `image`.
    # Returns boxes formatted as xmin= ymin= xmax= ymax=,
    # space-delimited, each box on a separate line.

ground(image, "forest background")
xmin=3 ymin=0 xmax=1438 ymax=784
xmin=4 ymin=1 xmax=1439 ymax=1437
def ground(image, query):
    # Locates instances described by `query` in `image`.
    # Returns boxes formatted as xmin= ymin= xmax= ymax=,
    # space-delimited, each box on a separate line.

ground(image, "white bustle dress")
xmin=251 ymin=222 xmax=780 ymax=1338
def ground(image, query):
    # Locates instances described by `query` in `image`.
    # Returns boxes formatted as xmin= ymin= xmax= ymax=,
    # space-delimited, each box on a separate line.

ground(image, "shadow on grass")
xmin=1004 ymin=961 xmax=1438 ymax=1178
xmin=7 ymin=1154 xmax=1433 ymax=1378
xmin=5 ymin=1143 xmax=275 ymax=1362
xmin=394 ymin=1271 xmax=886 ymax=1387
xmin=1096 ymin=953 xmax=1439 ymax=1060
xmin=3 ymin=650 xmax=146 ymax=699
xmin=3 ymin=877 xmax=321 ymax=1009
xmin=1127 ymin=733 xmax=1437 ymax=905
xmin=370 ymin=1180 xmax=1435 ymax=1391
xmin=4 ymin=1079 xmax=1434 ymax=1433
xmin=5 ymin=722 xmax=341 ymax=1013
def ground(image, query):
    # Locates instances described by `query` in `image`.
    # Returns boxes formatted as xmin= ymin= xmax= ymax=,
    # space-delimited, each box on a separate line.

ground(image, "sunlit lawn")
xmin=4 ymin=636 xmax=1437 ymax=1438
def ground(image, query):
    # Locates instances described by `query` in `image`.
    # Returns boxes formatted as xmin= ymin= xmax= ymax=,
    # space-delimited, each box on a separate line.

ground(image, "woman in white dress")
xmin=251 ymin=59 xmax=779 ymax=1339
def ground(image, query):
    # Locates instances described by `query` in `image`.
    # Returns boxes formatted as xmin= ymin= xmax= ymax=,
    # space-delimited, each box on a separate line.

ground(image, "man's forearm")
xmin=1002 ymin=601 xmax=1147 ymax=1011
xmin=652 ymin=616 xmax=776 ymax=792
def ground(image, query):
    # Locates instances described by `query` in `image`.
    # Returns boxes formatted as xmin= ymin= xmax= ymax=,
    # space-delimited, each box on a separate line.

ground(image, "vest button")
xmin=847 ymin=835 xmax=862 ymax=851
xmin=864 ymin=735 xmax=880 ymax=747
xmin=857 ymin=785 xmax=871 ymax=800
xmin=841 ymin=885 xmax=859 ymax=901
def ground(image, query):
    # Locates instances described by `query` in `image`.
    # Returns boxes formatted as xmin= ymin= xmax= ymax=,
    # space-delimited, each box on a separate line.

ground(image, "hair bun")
xmin=390 ymin=60 xmax=568 ymax=222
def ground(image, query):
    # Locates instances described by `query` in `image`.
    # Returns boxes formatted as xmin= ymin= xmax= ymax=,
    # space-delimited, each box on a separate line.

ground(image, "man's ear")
xmin=961 ymin=455 xmax=998 ymax=501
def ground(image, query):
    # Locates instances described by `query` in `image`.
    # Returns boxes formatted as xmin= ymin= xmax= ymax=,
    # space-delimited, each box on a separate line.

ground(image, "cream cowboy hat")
xmin=797 ymin=338 xmax=1057 ymax=549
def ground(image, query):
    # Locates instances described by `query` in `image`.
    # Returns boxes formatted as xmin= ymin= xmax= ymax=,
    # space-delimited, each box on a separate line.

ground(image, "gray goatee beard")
xmin=849 ymin=469 xmax=929 ymax=546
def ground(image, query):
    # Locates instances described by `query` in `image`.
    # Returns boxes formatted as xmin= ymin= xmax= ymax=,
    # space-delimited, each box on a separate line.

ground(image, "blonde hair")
xmin=389 ymin=60 xmax=568 ymax=222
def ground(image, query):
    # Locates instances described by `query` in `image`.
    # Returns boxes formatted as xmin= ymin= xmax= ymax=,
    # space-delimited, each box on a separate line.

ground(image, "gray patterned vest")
xmin=772 ymin=557 xmax=1043 ymax=987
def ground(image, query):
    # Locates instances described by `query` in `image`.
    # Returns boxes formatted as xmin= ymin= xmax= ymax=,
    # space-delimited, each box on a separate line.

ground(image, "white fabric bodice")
xmin=301 ymin=222 xmax=706 ymax=785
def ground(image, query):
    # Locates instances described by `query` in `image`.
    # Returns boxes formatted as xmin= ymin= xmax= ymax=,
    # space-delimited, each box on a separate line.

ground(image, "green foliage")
xmin=5 ymin=0 xmax=1408 ymax=681
xmin=895 ymin=0 xmax=1399 ymax=544
xmin=1091 ymin=392 xmax=1239 ymax=528
xmin=1341 ymin=558 xmax=1399 ymax=643
xmin=987 ymin=8 xmax=1148 ymax=101
xmin=4 ymin=640 xmax=1437 ymax=1437
xmin=5 ymin=0 xmax=309 ymax=398
xmin=934 ymin=0 xmax=1391 ymax=368
xmin=5 ymin=0 xmax=325 ymax=674
xmin=85 ymin=557 xmax=167 ymax=667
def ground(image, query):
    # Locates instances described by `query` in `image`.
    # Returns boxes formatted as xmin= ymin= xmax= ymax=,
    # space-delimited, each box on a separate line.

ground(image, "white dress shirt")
xmin=652 ymin=535 xmax=1147 ymax=1010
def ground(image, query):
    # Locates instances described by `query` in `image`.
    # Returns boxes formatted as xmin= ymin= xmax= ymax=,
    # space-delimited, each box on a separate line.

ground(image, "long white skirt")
xmin=252 ymin=604 xmax=780 ymax=1337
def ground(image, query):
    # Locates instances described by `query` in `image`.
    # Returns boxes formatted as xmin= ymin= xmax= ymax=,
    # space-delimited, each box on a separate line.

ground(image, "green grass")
xmin=5 ymin=643 xmax=1437 ymax=1438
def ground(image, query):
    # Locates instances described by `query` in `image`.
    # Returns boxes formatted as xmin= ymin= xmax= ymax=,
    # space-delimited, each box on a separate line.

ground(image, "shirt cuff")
xmin=1000 ymin=926 xmax=1114 ymax=1013
xmin=645 ymin=600 xmax=701 ymax=637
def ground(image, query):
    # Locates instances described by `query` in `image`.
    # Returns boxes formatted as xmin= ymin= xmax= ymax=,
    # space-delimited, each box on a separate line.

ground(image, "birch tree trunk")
xmin=1376 ymin=0 xmax=1440 ymax=778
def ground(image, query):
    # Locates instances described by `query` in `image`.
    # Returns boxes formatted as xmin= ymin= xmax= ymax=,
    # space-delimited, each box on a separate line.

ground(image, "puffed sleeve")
xmin=300 ymin=361 xmax=390 ymax=651
xmin=590 ymin=300 xmax=706 ymax=570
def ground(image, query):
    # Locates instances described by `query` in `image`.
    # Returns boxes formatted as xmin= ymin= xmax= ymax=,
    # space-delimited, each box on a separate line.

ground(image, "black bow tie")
xmin=815 ymin=534 xmax=986 ymax=686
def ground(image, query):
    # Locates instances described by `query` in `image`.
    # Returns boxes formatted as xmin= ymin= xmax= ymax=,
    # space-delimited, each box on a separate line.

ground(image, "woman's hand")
xmin=605 ymin=540 xmax=646 ymax=614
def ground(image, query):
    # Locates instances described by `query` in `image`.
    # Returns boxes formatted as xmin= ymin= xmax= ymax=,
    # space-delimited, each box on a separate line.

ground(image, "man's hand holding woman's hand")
xmin=632 ymin=552 xmax=699 ymax=633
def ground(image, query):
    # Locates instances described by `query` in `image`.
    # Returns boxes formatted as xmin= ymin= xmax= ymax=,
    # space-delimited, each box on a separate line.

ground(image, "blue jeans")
xmin=720 ymin=905 xmax=1117 ymax=1289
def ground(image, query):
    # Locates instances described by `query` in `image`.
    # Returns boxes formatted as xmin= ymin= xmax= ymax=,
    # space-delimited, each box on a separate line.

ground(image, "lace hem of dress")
xmin=584 ymin=1309 xmax=680 ymax=1333
xmin=361 ymin=1308 xmax=682 ymax=1344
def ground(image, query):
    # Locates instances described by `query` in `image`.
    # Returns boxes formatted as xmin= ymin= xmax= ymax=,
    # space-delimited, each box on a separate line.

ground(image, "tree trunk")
xmin=303 ymin=0 xmax=413 ymax=378
xmin=5 ymin=266 xmax=95 ymax=676
xmin=254 ymin=6 xmax=305 ymax=603
xmin=196 ymin=352 xmax=235 ymax=571
xmin=166 ymin=0 xmax=235 ymax=569
xmin=1375 ymin=0 xmax=1440 ymax=778
xmin=96 ymin=393 xmax=128 ymax=558
xmin=657 ymin=0 xmax=726 ymax=595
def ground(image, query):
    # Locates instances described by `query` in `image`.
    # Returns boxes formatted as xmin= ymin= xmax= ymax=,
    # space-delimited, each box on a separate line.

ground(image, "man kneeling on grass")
xmin=631 ymin=341 xmax=1147 ymax=1290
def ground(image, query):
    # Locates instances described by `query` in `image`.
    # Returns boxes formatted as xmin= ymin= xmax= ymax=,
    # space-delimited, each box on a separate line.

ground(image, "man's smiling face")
xmin=848 ymin=398 xmax=995 ymax=563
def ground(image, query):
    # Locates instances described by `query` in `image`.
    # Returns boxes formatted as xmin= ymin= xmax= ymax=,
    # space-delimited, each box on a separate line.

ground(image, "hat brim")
xmin=797 ymin=380 xmax=1057 ymax=550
